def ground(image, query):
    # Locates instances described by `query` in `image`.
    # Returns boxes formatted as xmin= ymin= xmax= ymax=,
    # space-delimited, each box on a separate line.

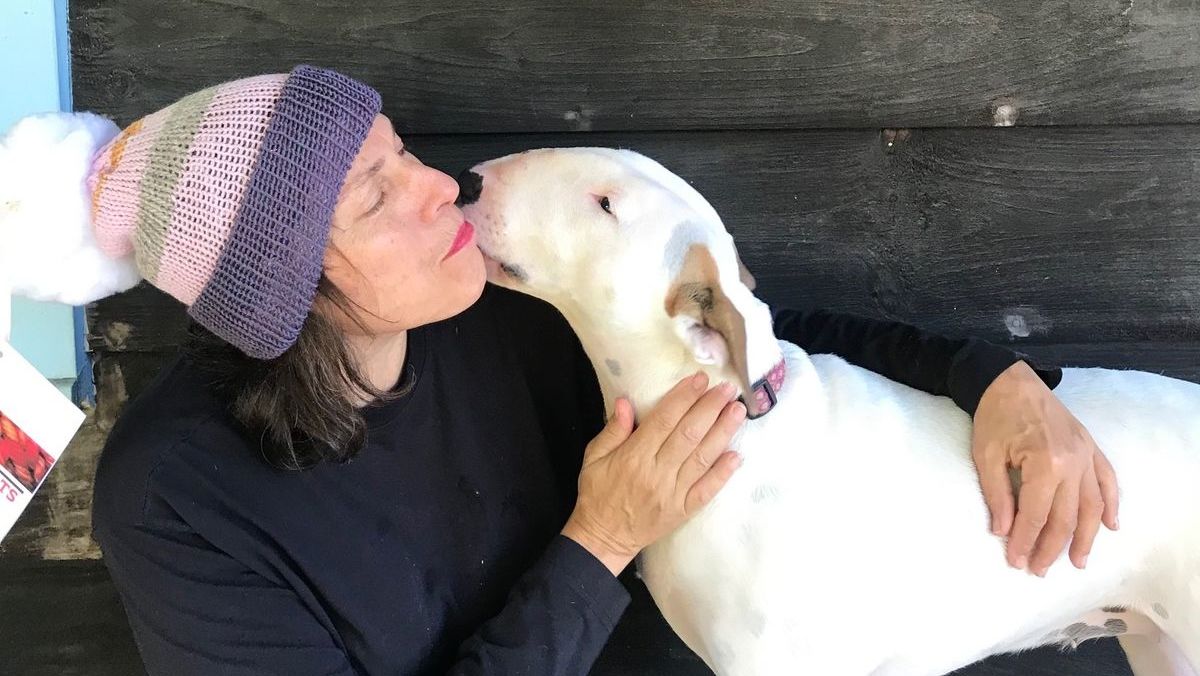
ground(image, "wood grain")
xmin=0 ymin=558 xmax=144 ymax=676
xmin=0 ymin=415 xmax=106 ymax=560
xmin=71 ymin=0 xmax=1200 ymax=132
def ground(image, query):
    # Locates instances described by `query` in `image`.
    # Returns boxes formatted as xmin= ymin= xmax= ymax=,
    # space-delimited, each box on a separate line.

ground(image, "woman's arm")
xmin=771 ymin=307 xmax=1061 ymax=415
xmin=772 ymin=307 xmax=1118 ymax=576
xmin=450 ymin=535 xmax=629 ymax=674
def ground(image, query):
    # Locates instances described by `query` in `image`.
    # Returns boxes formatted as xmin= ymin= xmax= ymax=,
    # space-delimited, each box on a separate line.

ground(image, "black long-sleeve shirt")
xmin=91 ymin=285 xmax=1059 ymax=675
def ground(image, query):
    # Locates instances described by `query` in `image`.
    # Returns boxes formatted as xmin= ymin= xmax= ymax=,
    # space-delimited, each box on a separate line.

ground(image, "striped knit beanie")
xmin=0 ymin=65 xmax=382 ymax=359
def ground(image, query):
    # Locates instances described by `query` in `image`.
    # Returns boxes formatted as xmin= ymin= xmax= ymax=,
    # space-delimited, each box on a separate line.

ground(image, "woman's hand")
xmin=562 ymin=373 xmax=747 ymax=575
xmin=972 ymin=361 xmax=1119 ymax=576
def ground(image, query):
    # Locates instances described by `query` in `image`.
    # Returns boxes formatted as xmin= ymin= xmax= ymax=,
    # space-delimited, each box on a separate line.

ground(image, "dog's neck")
xmin=556 ymin=298 xmax=786 ymax=421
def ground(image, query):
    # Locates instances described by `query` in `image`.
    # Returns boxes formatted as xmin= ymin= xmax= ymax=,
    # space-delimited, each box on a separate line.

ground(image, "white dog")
xmin=460 ymin=147 xmax=1200 ymax=676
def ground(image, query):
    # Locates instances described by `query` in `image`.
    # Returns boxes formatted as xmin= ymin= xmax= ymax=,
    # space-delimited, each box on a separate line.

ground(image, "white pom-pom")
xmin=0 ymin=112 xmax=141 ymax=306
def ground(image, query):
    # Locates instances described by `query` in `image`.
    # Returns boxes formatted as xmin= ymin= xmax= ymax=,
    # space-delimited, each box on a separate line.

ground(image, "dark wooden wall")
xmin=3 ymin=0 xmax=1197 ymax=673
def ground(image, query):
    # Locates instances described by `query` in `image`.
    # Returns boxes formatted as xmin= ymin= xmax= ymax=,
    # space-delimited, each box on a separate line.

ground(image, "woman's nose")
xmin=456 ymin=169 xmax=483 ymax=206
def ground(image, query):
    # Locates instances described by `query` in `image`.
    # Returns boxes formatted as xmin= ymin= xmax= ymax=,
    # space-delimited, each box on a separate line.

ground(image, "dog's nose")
xmin=456 ymin=169 xmax=483 ymax=206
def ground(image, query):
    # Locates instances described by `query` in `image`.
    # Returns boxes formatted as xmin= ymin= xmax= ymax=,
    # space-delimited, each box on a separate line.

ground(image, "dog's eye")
xmin=598 ymin=196 xmax=613 ymax=214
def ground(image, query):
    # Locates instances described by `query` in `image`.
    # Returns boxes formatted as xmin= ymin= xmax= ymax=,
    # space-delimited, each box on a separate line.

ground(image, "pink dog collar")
xmin=742 ymin=359 xmax=786 ymax=419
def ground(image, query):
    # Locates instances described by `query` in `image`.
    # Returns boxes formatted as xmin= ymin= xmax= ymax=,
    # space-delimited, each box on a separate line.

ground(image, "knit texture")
xmin=86 ymin=65 xmax=382 ymax=358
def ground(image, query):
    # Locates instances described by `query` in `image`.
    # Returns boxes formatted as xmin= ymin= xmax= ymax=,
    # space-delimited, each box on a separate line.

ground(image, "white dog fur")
xmin=462 ymin=147 xmax=1200 ymax=676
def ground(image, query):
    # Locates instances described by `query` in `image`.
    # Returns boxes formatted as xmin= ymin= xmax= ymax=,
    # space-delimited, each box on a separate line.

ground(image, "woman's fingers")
xmin=655 ymin=381 xmax=739 ymax=467
xmin=1093 ymin=449 xmax=1120 ymax=531
xmin=1028 ymin=480 xmax=1079 ymax=577
xmin=676 ymin=399 xmax=746 ymax=492
xmin=584 ymin=397 xmax=635 ymax=462
xmin=636 ymin=373 xmax=712 ymax=449
xmin=1006 ymin=475 xmax=1057 ymax=570
xmin=973 ymin=440 xmax=1017 ymax=536
xmin=1068 ymin=464 xmax=1105 ymax=569
xmin=684 ymin=451 xmax=744 ymax=515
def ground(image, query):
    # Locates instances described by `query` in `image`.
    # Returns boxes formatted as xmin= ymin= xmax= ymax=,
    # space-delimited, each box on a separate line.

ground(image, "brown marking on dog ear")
xmin=665 ymin=244 xmax=752 ymax=397
xmin=735 ymin=248 xmax=756 ymax=291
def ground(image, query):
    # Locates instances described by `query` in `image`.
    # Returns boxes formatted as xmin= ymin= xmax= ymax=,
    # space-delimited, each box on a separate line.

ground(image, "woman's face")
xmin=324 ymin=114 xmax=485 ymax=336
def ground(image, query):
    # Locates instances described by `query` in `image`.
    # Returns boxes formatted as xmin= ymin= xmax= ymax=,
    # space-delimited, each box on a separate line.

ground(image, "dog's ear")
xmin=666 ymin=244 xmax=752 ymax=394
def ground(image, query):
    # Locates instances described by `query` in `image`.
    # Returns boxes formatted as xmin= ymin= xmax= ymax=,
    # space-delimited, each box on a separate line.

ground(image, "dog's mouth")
xmin=478 ymin=246 xmax=528 ymax=283
xmin=469 ymin=208 xmax=529 ymax=283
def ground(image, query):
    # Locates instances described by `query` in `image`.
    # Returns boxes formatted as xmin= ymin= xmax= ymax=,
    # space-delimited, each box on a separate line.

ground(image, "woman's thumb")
xmin=587 ymin=398 xmax=635 ymax=459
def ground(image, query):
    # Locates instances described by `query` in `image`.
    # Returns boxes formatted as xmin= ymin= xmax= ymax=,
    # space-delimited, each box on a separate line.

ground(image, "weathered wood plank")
xmin=0 ymin=558 xmax=144 ymax=676
xmin=0 ymin=415 xmax=106 ymax=560
xmin=90 ymin=352 xmax=172 ymax=433
xmin=1020 ymin=342 xmax=1200 ymax=383
xmin=71 ymin=0 xmax=1200 ymax=132
xmin=86 ymin=284 xmax=184 ymax=354
xmin=87 ymin=125 xmax=1200 ymax=353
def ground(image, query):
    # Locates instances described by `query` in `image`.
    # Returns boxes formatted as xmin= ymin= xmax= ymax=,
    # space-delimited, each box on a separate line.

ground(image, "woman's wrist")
xmin=980 ymin=360 xmax=1039 ymax=403
xmin=561 ymin=517 xmax=637 ymax=576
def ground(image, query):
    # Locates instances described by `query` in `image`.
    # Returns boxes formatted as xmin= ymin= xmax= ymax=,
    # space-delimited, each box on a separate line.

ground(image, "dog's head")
xmin=461 ymin=147 xmax=773 ymax=396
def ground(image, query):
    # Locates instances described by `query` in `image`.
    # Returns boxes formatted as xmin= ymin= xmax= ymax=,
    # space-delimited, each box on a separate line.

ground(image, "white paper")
xmin=0 ymin=338 xmax=85 ymax=541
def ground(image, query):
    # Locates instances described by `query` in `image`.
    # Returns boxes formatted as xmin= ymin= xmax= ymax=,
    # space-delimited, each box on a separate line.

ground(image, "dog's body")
xmin=461 ymin=147 xmax=1200 ymax=675
xmin=644 ymin=353 xmax=1200 ymax=675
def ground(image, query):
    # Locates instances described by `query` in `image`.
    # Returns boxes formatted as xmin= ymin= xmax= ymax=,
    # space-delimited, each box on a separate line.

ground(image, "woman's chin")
xmin=478 ymin=249 xmax=513 ymax=286
xmin=460 ymin=246 xmax=489 ymax=292
xmin=434 ymin=249 xmax=488 ymax=321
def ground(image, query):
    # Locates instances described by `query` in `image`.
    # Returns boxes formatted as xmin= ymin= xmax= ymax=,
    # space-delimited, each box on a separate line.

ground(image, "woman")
xmin=4 ymin=66 xmax=1115 ymax=674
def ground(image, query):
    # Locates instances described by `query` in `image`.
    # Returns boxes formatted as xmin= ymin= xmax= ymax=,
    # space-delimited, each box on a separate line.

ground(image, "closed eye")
xmin=366 ymin=190 xmax=386 ymax=216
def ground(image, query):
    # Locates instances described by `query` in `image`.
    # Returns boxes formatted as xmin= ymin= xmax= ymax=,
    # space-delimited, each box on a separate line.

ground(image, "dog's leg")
xmin=1121 ymin=566 xmax=1200 ymax=675
xmin=1060 ymin=608 xmax=1197 ymax=676
xmin=1157 ymin=606 xmax=1200 ymax=674
xmin=1119 ymin=631 xmax=1198 ymax=676
xmin=1153 ymin=559 xmax=1200 ymax=673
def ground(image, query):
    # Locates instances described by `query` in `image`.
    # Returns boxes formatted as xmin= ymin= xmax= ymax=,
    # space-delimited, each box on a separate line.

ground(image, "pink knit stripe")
xmin=89 ymin=111 xmax=168 ymax=258
xmin=154 ymin=75 xmax=287 ymax=304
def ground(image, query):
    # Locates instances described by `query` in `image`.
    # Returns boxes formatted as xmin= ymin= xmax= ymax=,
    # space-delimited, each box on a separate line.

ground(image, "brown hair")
xmin=183 ymin=274 xmax=404 ymax=470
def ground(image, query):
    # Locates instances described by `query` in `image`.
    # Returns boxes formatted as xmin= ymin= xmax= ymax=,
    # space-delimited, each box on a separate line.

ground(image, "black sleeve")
xmin=772 ymin=307 xmax=1063 ymax=415
xmin=450 ymin=536 xmax=629 ymax=674
xmin=97 ymin=500 xmax=628 ymax=676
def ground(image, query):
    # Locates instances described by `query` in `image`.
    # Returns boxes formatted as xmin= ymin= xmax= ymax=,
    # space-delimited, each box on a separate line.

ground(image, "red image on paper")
xmin=0 ymin=411 xmax=55 ymax=491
